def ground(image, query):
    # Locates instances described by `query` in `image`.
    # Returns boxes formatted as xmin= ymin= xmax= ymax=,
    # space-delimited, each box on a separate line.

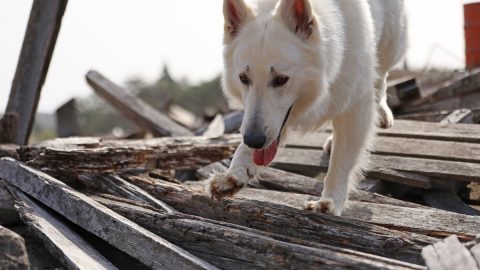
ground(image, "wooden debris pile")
xmin=1 ymin=70 xmax=480 ymax=269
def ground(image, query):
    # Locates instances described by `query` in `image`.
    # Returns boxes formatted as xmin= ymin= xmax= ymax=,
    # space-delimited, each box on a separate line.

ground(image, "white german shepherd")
xmin=207 ymin=0 xmax=407 ymax=215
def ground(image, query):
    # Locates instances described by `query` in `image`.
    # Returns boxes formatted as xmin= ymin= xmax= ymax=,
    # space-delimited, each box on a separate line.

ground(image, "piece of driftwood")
xmin=86 ymin=70 xmax=192 ymax=137
xmin=0 ymin=113 xmax=18 ymax=144
xmin=6 ymin=0 xmax=67 ymax=145
xmin=126 ymin=174 xmax=480 ymax=241
xmin=18 ymin=135 xmax=240 ymax=175
xmin=0 ymin=158 xmax=217 ymax=270
xmin=421 ymin=235 xmax=479 ymax=270
xmin=397 ymin=110 xmax=453 ymax=122
xmin=197 ymin=161 xmax=425 ymax=209
xmin=9 ymin=187 xmax=117 ymax=270
xmin=56 ymin=98 xmax=80 ymax=138
xmin=274 ymin=148 xmax=480 ymax=183
xmin=94 ymin=195 xmax=425 ymax=270
xmin=117 ymin=174 xmax=437 ymax=264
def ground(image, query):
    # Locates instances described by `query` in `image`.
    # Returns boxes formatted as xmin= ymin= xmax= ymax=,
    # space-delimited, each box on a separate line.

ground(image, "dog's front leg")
xmin=206 ymin=142 xmax=257 ymax=198
xmin=305 ymin=96 xmax=375 ymax=216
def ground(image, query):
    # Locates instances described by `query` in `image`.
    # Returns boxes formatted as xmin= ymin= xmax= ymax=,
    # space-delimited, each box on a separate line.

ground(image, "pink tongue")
xmin=252 ymin=139 xmax=279 ymax=166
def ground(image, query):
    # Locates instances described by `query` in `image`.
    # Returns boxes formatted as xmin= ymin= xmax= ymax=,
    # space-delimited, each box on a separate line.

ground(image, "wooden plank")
xmin=399 ymin=91 xmax=480 ymax=115
xmin=274 ymin=148 xmax=480 ymax=183
xmin=420 ymin=70 xmax=480 ymax=104
xmin=86 ymin=70 xmax=192 ymax=137
xmin=0 ymin=113 xmax=18 ymax=144
xmin=439 ymin=109 xmax=474 ymax=124
xmin=421 ymin=235 xmax=479 ymax=270
xmin=287 ymin=130 xmax=480 ymax=164
xmin=197 ymin=161 xmax=426 ymax=208
xmin=379 ymin=120 xmax=480 ymax=143
xmin=9 ymin=187 xmax=118 ymax=270
xmin=18 ymin=135 xmax=240 ymax=175
xmin=118 ymin=174 xmax=437 ymax=264
xmin=56 ymin=99 xmax=80 ymax=138
xmin=126 ymin=174 xmax=480 ymax=241
xmin=0 ymin=158 xmax=217 ymax=270
xmin=6 ymin=0 xmax=67 ymax=145
xmin=93 ymin=195 xmax=424 ymax=270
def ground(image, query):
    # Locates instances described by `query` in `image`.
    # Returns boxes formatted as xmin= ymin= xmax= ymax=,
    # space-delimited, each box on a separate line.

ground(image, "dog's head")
xmin=222 ymin=0 xmax=327 ymax=166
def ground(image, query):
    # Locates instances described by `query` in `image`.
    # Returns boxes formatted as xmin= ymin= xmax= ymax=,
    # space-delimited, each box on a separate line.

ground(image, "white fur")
xmin=207 ymin=0 xmax=407 ymax=216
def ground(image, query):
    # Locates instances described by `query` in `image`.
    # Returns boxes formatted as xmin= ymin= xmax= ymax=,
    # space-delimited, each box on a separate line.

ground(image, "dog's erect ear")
xmin=277 ymin=0 xmax=314 ymax=39
xmin=224 ymin=0 xmax=253 ymax=40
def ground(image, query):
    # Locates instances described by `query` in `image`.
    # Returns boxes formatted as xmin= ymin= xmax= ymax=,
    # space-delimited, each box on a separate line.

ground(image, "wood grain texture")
xmin=9 ymin=187 xmax=117 ymax=270
xmin=197 ymin=161 xmax=425 ymax=208
xmin=86 ymin=70 xmax=192 ymax=137
xmin=18 ymin=135 xmax=240 ymax=175
xmin=117 ymin=174 xmax=438 ymax=264
xmin=129 ymin=174 xmax=480 ymax=241
xmin=0 ymin=158 xmax=217 ymax=270
xmin=6 ymin=0 xmax=67 ymax=145
xmin=94 ymin=195 xmax=425 ymax=270
xmin=0 ymin=113 xmax=18 ymax=144
xmin=421 ymin=235 xmax=479 ymax=270
xmin=274 ymin=148 xmax=480 ymax=183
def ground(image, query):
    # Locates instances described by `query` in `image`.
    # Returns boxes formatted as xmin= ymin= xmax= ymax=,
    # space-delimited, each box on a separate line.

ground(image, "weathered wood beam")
xmin=420 ymin=71 xmax=480 ymax=105
xmin=0 ymin=113 xmax=18 ymax=144
xmin=116 ymin=174 xmax=436 ymax=263
xmin=440 ymin=109 xmax=474 ymax=124
xmin=86 ymin=70 xmax=192 ymax=137
xmin=94 ymin=194 xmax=425 ymax=270
xmin=421 ymin=235 xmax=479 ymax=270
xmin=56 ymin=98 xmax=80 ymax=138
xmin=126 ymin=174 xmax=480 ymax=241
xmin=6 ymin=0 xmax=67 ymax=145
xmin=0 ymin=158 xmax=217 ymax=270
xmin=197 ymin=161 xmax=425 ymax=209
xmin=379 ymin=120 xmax=480 ymax=143
xmin=8 ymin=187 xmax=117 ymax=270
xmin=399 ymin=92 xmax=480 ymax=115
xmin=274 ymin=148 xmax=480 ymax=183
xmin=18 ymin=135 xmax=240 ymax=175
xmin=286 ymin=130 xmax=480 ymax=164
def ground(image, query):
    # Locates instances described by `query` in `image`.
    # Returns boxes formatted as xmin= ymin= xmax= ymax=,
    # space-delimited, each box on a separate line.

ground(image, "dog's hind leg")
xmin=305 ymin=94 xmax=376 ymax=216
xmin=376 ymin=72 xmax=394 ymax=129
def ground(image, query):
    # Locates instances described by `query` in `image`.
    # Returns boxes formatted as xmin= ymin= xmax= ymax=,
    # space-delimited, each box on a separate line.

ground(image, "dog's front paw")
xmin=323 ymin=135 xmax=333 ymax=154
xmin=304 ymin=197 xmax=343 ymax=216
xmin=206 ymin=170 xmax=248 ymax=199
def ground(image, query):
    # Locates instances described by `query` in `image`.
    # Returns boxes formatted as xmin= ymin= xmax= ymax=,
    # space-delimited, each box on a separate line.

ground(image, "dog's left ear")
xmin=224 ymin=0 xmax=254 ymax=41
xmin=276 ymin=0 xmax=314 ymax=39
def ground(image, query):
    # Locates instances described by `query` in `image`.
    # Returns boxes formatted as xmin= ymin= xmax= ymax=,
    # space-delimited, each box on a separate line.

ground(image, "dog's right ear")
xmin=224 ymin=0 xmax=253 ymax=41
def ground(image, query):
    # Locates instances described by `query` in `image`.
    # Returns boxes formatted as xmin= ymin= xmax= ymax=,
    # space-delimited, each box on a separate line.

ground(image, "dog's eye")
xmin=239 ymin=74 xmax=250 ymax=86
xmin=272 ymin=75 xmax=289 ymax=87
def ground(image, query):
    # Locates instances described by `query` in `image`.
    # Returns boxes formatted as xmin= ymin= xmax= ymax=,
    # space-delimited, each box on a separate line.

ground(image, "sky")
xmin=0 ymin=0 xmax=476 ymax=114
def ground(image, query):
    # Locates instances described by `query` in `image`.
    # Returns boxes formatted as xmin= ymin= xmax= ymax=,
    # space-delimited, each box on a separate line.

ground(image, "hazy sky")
xmin=0 ymin=0 xmax=475 ymax=114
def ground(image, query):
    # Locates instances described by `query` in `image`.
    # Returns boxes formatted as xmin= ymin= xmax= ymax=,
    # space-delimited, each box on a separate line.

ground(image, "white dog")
xmin=207 ymin=0 xmax=407 ymax=216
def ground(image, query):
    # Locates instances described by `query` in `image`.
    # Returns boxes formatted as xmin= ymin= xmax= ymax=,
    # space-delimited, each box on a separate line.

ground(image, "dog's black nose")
xmin=243 ymin=131 xmax=266 ymax=149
